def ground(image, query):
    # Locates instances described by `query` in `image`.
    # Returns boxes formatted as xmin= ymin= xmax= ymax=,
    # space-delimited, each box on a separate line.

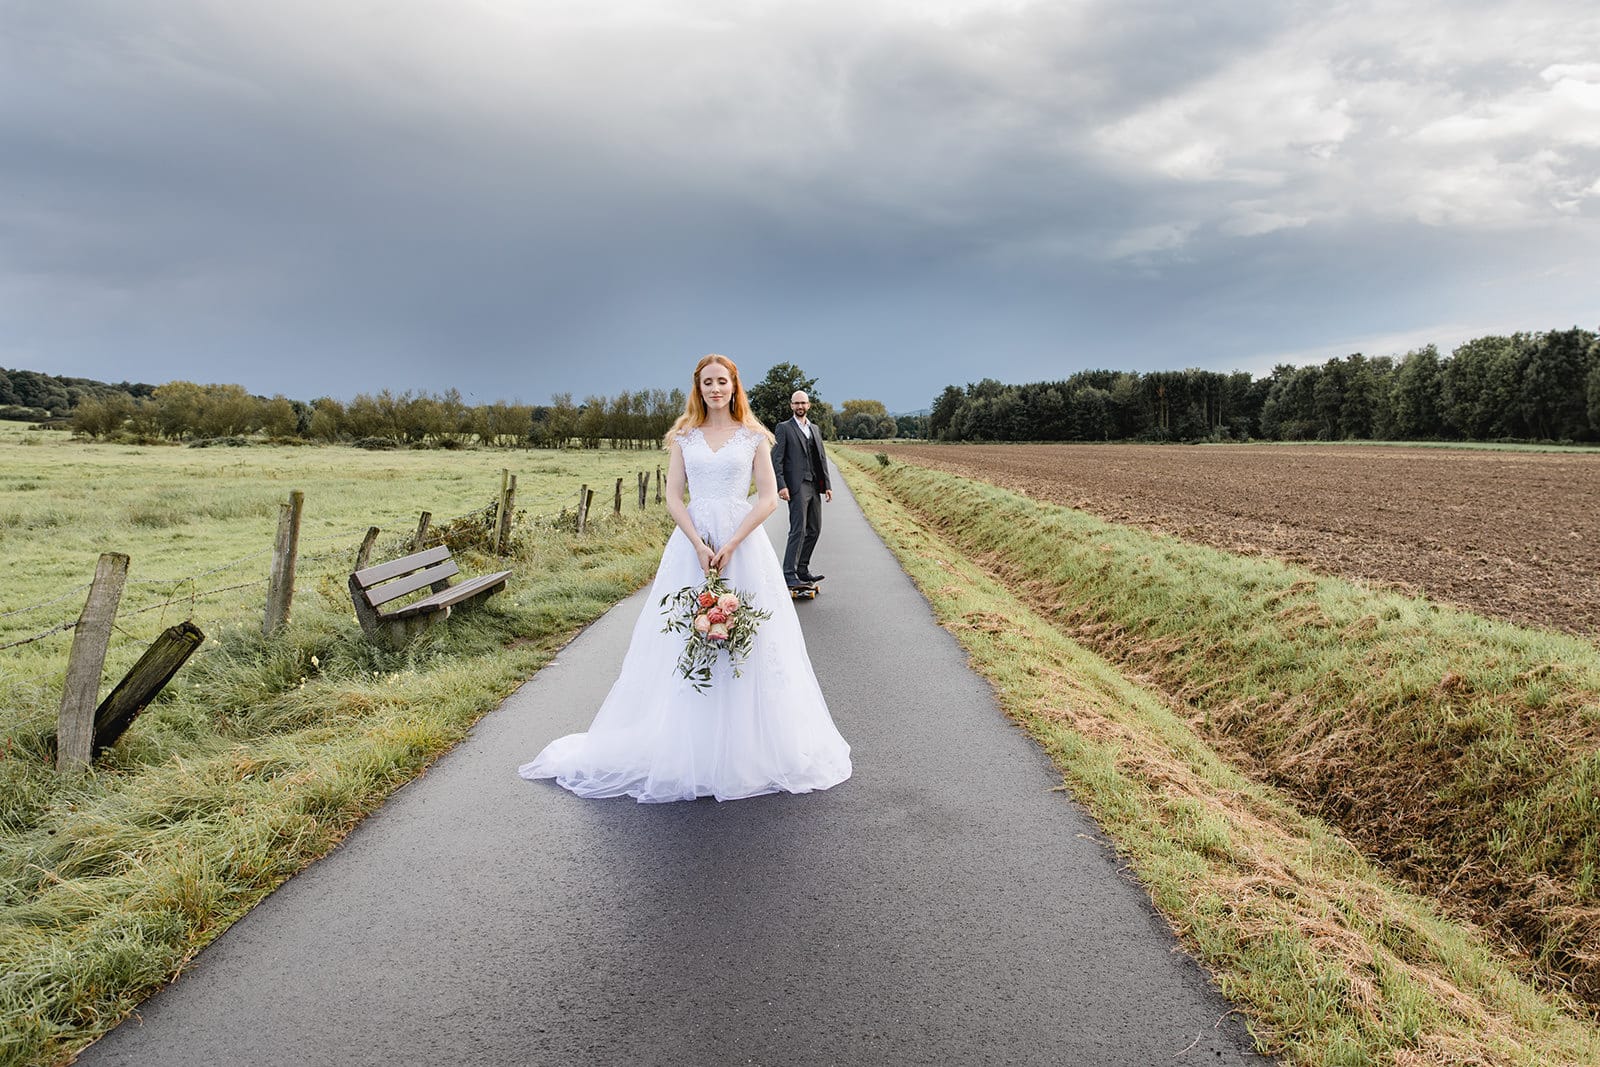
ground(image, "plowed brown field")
xmin=875 ymin=443 xmax=1600 ymax=639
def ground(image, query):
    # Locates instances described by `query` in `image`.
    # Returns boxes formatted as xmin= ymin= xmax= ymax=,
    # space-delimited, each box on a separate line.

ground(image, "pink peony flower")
xmin=716 ymin=593 xmax=740 ymax=613
xmin=693 ymin=614 xmax=712 ymax=633
xmin=707 ymin=623 xmax=729 ymax=640
xmin=707 ymin=609 xmax=726 ymax=625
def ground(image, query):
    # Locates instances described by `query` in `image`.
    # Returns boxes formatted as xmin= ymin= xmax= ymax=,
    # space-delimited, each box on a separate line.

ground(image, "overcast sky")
xmin=3 ymin=1 xmax=1597 ymax=412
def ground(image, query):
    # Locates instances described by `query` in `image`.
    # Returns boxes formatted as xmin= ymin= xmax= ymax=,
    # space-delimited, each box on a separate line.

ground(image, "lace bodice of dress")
xmin=677 ymin=426 xmax=760 ymax=504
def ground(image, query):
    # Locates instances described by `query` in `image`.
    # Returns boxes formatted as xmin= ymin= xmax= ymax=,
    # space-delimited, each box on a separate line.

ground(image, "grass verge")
xmin=836 ymin=445 xmax=1600 ymax=1066
xmin=0 ymin=512 xmax=670 ymax=1067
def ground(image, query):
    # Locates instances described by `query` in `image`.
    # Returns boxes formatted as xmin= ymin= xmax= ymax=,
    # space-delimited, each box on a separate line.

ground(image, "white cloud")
xmin=1094 ymin=55 xmax=1353 ymax=185
xmin=1088 ymin=1 xmax=1600 ymax=237
xmin=1107 ymin=222 xmax=1196 ymax=260
xmin=1220 ymin=204 xmax=1311 ymax=237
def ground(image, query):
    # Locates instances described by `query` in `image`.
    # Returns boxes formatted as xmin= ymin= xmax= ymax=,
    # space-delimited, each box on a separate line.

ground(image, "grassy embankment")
xmin=0 ymin=422 xmax=672 ymax=1067
xmin=835 ymin=445 xmax=1600 ymax=1067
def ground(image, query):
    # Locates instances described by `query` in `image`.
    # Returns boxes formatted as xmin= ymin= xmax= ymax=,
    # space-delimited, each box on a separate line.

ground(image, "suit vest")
xmin=797 ymin=423 xmax=821 ymax=480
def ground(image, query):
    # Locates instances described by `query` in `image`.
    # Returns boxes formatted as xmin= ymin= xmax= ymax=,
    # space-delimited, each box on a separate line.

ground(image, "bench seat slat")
xmin=363 ymin=559 xmax=460 ymax=608
xmin=353 ymin=545 xmax=453 ymax=588
xmin=385 ymin=570 xmax=511 ymax=620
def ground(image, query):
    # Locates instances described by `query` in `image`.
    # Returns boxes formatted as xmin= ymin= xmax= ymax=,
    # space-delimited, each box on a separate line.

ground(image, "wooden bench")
xmin=348 ymin=545 xmax=512 ymax=646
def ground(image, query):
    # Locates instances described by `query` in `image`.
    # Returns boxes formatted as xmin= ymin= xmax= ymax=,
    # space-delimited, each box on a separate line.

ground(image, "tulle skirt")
xmin=519 ymin=497 xmax=852 ymax=803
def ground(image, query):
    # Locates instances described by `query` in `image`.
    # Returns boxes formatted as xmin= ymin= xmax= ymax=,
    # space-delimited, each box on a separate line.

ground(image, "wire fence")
xmin=0 ymin=522 xmax=380 ymax=651
xmin=1 ymin=480 xmax=651 ymax=654
xmin=0 ymin=583 xmax=95 ymax=619
xmin=0 ymin=620 xmax=80 ymax=652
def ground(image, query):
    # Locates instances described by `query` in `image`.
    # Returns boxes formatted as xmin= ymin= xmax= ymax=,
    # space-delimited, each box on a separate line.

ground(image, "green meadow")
xmin=0 ymin=421 xmax=673 ymax=1066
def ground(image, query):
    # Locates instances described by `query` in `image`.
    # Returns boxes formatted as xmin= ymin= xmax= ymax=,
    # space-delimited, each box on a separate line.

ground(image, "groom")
xmin=771 ymin=390 xmax=832 ymax=589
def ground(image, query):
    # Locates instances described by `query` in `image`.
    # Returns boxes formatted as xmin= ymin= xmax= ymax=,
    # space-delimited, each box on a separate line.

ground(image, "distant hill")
xmin=893 ymin=407 xmax=930 ymax=418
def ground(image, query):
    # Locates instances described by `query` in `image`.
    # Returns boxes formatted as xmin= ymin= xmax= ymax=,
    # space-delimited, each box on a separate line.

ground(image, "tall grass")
xmin=837 ymin=446 xmax=1600 ymax=1065
xmin=0 ymin=425 xmax=673 ymax=1066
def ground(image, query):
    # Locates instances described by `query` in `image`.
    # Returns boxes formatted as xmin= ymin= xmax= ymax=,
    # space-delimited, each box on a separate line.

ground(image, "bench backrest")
xmin=352 ymin=546 xmax=459 ymax=608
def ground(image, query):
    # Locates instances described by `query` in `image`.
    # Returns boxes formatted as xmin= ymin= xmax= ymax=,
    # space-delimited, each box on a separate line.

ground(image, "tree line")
xmin=926 ymin=327 xmax=1600 ymax=444
xmin=4 ymin=360 xmax=847 ymax=448
xmin=58 ymin=383 xmax=694 ymax=449
xmin=9 ymin=324 xmax=1597 ymax=447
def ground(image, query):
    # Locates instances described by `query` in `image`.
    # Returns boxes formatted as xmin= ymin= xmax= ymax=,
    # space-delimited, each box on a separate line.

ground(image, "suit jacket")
xmin=771 ymin=417 xmax=830 ymax=495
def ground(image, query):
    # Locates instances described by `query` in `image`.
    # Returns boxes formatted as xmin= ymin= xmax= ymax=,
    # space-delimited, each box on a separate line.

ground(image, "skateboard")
xmin=788 ymin=582 xmax=819 ymax=600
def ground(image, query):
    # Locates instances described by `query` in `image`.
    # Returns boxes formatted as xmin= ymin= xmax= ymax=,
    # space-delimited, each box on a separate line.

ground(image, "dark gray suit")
xmin=770 ymin=417 xmax=830 ymax=584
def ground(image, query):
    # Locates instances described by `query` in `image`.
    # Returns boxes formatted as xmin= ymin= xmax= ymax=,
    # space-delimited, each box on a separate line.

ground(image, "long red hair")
xmin=664 ymin=354 xmax=774 ymax=445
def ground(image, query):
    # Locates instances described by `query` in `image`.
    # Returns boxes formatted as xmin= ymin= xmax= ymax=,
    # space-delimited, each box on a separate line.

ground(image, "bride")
xmin=519 ymin=354 xmax=852 ymax=802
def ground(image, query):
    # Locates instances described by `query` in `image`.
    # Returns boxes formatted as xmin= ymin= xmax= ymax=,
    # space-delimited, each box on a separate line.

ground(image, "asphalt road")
xmin=79 ymin=465 xmax=1269 ymax=1066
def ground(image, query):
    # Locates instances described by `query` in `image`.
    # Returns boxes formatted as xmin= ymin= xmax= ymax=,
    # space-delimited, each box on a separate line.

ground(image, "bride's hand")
xmin=695 ymin=541 xmax=715 ymax=574
xmin=710 ymin=539 xmax=737 ymax=573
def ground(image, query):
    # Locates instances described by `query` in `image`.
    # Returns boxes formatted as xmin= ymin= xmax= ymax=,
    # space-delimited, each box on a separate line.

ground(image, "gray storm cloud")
xmin=2 ymin=0 xmax=1596 ymax=409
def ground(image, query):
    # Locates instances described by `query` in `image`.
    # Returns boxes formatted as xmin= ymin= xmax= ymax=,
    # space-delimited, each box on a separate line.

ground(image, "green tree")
xmin=436 ymin=389 xmax=472 ymax=445
xmin=838 ymin=399 xmax=896 ymax=439
xmin=1337 ymin=354 xmax=1387 ymax=440
xmin=577 ymin=395 xmax=606 ymax=448
xmin=544 ymin=392 xmax=578 ymax=448
xmin=1018 ymin=384 xmax=1069 ymax=439
xmin=152 ymin=381 xmax=205 ymax=438
xmin=71 ymin=395 xmax=131 ymax=438
xmin=840 ymin=399 xmax=888 ymax=419
xmin=126 ymin=398 xmax=160 ymax=439
xmin=929 ymin=385 xmax=965 ymax=440
xmin=192 ymin=383 xmax=259 ymax=437
xmin=894 ymin=413 xmax=929 ymax=438
xmin=1259 ymin=364 xmax=1318 ymax=440
xmin=1441 ymin=335 xmax=1526 ymax=439
xmin=1587 ymin=354 xmax=1600 ymax=438
xmin=308 ymin=397 xmax=345 ymax=441
xmin=259 ymin=395 xmax=298 ymax=438
xmin=1073 ymin=386 xmax=1112 ymax=441
xmin=1519 ymin=328 xmax=1596 ymax=440
xmin=1388 ymin=346 xmax=1442 ymax=439
xmin=345 ymin=391 xmax=400 ymax=440
xmin=646 ymin=388 xmax=682 ymax=444
xmin=747 ymin=362 xmax=820 ymax=428
xmin=807 ymin=399 xmax=837 ymax=439
xmin=1108 ymin=373 xmax=1146 ymax=438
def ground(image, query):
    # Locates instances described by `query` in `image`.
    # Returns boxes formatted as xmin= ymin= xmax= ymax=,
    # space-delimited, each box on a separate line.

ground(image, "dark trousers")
xmin=782 ymin=481 xmax=822 ymax=583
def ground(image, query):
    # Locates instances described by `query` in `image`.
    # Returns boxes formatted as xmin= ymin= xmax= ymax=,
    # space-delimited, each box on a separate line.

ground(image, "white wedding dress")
xmin=519 ymin=425 xmax=852 ymax=803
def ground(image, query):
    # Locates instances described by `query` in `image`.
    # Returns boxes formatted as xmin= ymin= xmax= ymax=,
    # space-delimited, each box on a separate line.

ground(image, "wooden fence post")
xmin=496 ymin=474 xmax=517 ymax=554
xmin=577 ymin=484 xmax=591 ymax=534
xmin=57 ymin=552 xmax=130 ymax=772
xmin=637 ymin=472 xmax=647 ymax=510
xmin=412 ymin=511 xmax=432 ymax=551
xmin=655 ymin=466 xmax=662 ymax=504
xmin=263 ymin=490 xmax=304 ymax=635
xmin=614 ymin=477 xmax=623 ymax=516
xmin=93 ymin=622 xmax=205 ymax=754
xmin=356 ymin=526 xmax=380 ymax=570
xmin=491 ymin=469 xmax=511 ymax=554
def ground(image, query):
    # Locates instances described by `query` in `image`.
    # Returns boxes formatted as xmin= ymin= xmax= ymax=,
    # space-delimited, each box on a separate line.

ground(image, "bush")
xmin=353 ymin=437 xmax=399 ymax=451
xmin=0 ymin=405 xmax=49 ymax=422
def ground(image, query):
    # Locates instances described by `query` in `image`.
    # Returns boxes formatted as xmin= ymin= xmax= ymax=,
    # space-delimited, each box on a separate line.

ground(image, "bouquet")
xmin=659 ymin=569 xmax=771 ymax=692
